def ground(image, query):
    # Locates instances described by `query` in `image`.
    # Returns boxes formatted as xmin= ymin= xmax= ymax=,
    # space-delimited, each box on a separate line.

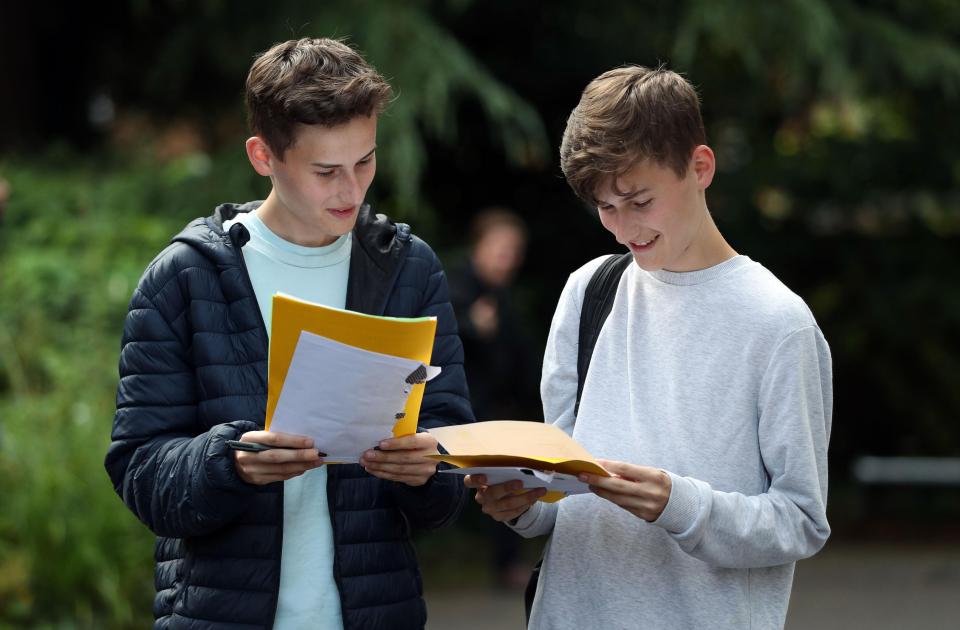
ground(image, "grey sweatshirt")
xmin=511 ymin=255 xmax=832 ymax=630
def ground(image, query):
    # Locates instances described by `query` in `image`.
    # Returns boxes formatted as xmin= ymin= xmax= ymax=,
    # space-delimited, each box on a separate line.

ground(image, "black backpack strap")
xmin=524 ymin=252 xmax=632 ymax=627
xmin=574 ymin=252 xmax=633 ymax=417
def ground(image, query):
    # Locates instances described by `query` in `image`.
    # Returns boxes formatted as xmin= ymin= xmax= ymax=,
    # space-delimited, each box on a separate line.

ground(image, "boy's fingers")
xmin=463 ymin=474 xmax=487 ymax=488
xmin=596 ymin=458 xmax=633 ymax=476
xmin=362 ymin=449 xmax=431 ymax=465
xmin=483 ymin=488 xmax=545 ymax=516
xmin=269 ymin=432 xmax=316 ymax=448
xmin=261 ymin=447 xmax=321 ymax=464
xmin=240 ymin=430 xmax=314 ymax=449
xmin=363 ymin=461 xmax=435 ymax=476
xmin=378 ymin=433 xmax=437 ymax=451
xmin=596 ymin=459 xmax=649 ymax=482
xmin=478 ymin=482 xmax=539 ymax=505
xmin=586 ymin=475 xmax=643 ymax=497
xmin=376 ymin=436 xmax=410 ymax=450
xmin=486 ymin=480 xmax=526 ymax=500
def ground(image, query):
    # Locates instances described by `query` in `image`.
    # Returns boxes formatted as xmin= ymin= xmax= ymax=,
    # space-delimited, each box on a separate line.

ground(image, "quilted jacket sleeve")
xmin=389 ymin=240 xmax=474 ymax=530
xmin=104 ymin=253 xmax=258 ymax=538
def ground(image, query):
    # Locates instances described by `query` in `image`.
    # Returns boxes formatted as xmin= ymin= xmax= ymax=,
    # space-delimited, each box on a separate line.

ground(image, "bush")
xmin=0 ymin=151 xmax=261 ymax=627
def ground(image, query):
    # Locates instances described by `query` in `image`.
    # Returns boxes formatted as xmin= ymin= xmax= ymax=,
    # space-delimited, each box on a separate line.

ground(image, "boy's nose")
xmin=338 ymin=173 xmax=363 ymax=207
xmin=612 ymin=213 xmax=634 ymax=245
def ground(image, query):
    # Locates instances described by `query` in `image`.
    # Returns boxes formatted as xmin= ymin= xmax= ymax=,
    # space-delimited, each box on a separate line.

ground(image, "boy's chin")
xmin=630 ymin=255 xmax=661 ymax=272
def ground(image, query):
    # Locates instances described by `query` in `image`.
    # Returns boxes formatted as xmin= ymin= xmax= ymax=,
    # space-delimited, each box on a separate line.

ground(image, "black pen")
xmin=226 ymin=440 xmax=327 ymax=457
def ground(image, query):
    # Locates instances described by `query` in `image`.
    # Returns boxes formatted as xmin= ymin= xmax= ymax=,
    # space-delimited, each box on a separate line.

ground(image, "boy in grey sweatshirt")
xmin=465 ymin=66 xmax=832 ymax=629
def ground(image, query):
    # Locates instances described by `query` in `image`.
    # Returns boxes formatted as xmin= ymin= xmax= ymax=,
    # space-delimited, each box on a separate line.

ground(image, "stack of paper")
xmin=265 ymin=293 xmax=439 ymax=462
xmin=426 ymin=421 xmax=611 ymax=502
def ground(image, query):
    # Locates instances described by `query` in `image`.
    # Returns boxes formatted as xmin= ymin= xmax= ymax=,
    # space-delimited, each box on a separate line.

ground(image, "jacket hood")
xmin=169 ymin=201 xmax=411 ymax=269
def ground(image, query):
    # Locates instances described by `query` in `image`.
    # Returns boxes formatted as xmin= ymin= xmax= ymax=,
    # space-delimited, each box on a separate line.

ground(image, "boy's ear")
xmin=690 ymin=145 xmax=716 ymax=190
xmin=245 ymin=136 xmax=275 ymax=177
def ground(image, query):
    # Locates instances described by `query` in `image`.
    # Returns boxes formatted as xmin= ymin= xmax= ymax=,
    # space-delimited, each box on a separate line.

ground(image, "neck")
xmin=257 ymin=191 xmax=339 ymax=247
xmin=666 ymin=208 xmax=737 ymax=272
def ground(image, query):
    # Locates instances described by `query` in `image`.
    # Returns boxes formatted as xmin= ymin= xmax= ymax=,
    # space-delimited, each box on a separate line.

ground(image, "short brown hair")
xmin=245 ymin=38 xmax=393 ymax=160
xmin=559 ymin=65 xmax=706 ymax=204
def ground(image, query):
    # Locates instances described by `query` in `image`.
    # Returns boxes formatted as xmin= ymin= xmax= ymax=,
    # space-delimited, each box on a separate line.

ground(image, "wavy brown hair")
xmin=559 ymin=65 xmax=705 ymax=205
xmin=245 ymin=37 xmax=393 ymax=160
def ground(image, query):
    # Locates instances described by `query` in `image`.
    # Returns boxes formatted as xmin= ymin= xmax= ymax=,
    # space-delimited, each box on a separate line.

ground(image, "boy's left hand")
xmin=360 ymin=433 xmax=440 ymax=487
xmin=578 ymin=459 xmax=672 ymax=522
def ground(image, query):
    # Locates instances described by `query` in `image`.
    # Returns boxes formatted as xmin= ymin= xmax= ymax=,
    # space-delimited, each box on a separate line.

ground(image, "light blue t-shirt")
xmin=224 ymin=210 xmax=350 ymax=630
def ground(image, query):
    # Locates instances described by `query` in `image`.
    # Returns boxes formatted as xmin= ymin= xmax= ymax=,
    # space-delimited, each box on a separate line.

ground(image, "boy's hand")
xmin=233 ymin=430 xmax=324 ymax=485
xmin=578 ymin=459 xmax=672 ymax=522
xmin=360 ymin=433 xmax=440 ymax=487
xmin=464 ymin=475 xmax=546 ymax=523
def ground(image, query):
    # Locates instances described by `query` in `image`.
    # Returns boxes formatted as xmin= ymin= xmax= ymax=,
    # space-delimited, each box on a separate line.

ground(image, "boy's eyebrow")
xmin=598 ymin=187 xmax=650 ymax=205
xmin=310 ymin=146 xmax=377 ymax=168
xmin=614 ymin=187 xmax=650 ymax=199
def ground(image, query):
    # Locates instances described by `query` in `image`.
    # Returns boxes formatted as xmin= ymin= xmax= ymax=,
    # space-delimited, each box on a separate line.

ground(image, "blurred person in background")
xmin=448 ymin=207 xmax=540 ymax=589
xmin=450 ymin=208 xmax=539 ymax=421
xmin=104 ymin=37 xmax=473 ymax=630
xmin=467 ymin=65 xmax=833 ymax=629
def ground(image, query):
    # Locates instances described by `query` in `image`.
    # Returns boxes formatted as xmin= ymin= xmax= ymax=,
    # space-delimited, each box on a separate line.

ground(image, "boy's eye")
xmin=634 ymin=199 xmax=653 ymax=209
xmin=597 ymin=204 xmax=615 ymax=213
xmin=315 ymin=170 xmax=334 ymax=177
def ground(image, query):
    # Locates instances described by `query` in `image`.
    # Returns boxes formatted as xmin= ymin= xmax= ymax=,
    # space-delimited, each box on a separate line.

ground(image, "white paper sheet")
xmin=270 ymin=330 xmax=440 ymax=461
xmin=440 ymin=466 xmax=591 ymax=495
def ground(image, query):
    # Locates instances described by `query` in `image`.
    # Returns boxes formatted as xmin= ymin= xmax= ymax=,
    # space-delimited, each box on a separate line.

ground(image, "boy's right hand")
xmin=464 ymin=474 xmax=546 ymax=523
xmin=233 ymin=430 xmax=325 ymax=485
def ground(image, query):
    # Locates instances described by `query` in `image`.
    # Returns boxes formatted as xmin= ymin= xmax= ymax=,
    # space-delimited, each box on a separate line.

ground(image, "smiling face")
xmin=594 ymin=146 xmax=730 ymax=272
xmin=245 ymin=115 xmax=378 ymax=247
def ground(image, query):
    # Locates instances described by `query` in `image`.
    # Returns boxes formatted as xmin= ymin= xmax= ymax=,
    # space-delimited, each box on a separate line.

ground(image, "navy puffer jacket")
xmin=105 ymin=202 xmax=474 ymax=629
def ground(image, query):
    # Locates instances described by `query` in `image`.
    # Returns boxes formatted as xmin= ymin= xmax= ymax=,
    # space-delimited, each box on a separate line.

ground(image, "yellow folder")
xmin=426 ymin=420 xmax=610 ymax=502
xmin=265 ymin=293 xmax=437 ymax=437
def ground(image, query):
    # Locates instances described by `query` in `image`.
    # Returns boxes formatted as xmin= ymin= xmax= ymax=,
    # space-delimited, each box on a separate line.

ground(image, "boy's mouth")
xmin=629 ymin=235 xmax=658 ymax=252
xmin=327 ymin=207 xmax=356 ymax=219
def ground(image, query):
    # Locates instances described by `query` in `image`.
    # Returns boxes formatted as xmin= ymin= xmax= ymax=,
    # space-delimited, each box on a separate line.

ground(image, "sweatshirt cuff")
xmin=652 ymin=472 xmax=700 ymax=534
xmin=509 ymin=502 xmax=541 ymax=533
xmin=508 ymin=500 xmax=558 ymax=538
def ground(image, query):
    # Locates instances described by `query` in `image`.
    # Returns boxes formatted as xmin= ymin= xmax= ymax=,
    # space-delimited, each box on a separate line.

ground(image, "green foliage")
xmin=112 ymin=0 xmax=548 ymax=219
xmin=0 ymin=155 xmax=239 ymax=627
xmin=357 ymin=2 xmax=549 ymax=211
xmin=670 ymin=0 xmax=960 ymax=120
